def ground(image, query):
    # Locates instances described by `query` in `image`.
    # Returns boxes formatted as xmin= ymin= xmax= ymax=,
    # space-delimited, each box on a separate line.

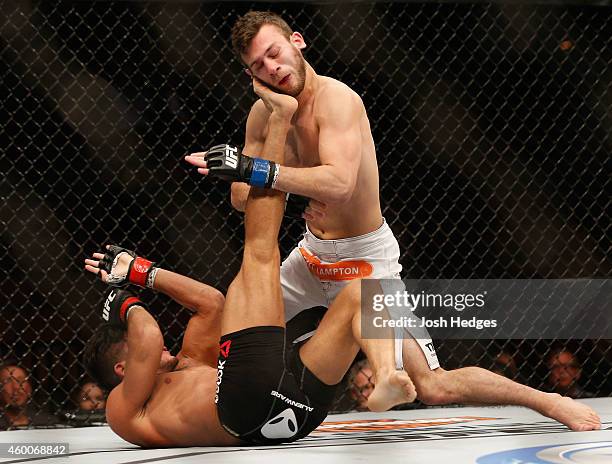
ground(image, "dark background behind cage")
xmin=0 ymin=1 xmax=610 ymax=426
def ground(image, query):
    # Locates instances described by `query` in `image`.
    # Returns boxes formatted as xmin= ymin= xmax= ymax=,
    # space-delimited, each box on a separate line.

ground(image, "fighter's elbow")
xmin=192 ymin=288 xmax=225 ymax=316
xmin=326 ymin=178 xmax=356 ymax=204
xmin=204 ymin=289 xmax=225 ymax=313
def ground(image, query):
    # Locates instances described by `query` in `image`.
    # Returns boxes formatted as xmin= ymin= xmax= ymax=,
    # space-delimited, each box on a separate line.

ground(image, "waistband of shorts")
xmin=220 ymin=326 xmax=284 ymax=343
xmin=303 ymin=218 xmax=393 ymax=255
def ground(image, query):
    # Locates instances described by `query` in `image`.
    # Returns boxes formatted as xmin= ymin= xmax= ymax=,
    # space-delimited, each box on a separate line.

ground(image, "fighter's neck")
xmin=295 ymin=64 xmax=319 ymax=109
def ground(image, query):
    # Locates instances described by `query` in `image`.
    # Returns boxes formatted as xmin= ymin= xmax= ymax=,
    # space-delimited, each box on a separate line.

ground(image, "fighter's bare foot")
xmin=367 ymin=370 xmax=417 ymax=412
xmin=543 ymin=394 xmax=601 ymax=431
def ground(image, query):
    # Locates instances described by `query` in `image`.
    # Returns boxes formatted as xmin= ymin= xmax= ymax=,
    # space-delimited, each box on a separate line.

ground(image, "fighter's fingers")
xmin=308 ymin=199 xmax=328 ymax=214
xmin=302 ymin=212 xmax=315 ymax=221
xmin=91 ymin=252 xmax=104 ymax=260
xmin=197 ymin=168 xmax=210 ymax=176
xmin=84 ymin=258 xmax=100 ymax=268
xmin=184 ymin=156 xmax=208 ymax=168
xmin=190 ymin=152 xmax=207 ymax=158
xmin=304 ymin=207 xmax=324 ymax=219
xmin=84 ymin=264 xmax=100 ymax=275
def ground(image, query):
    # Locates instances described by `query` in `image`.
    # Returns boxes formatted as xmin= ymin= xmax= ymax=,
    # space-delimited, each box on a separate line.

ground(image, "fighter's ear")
xmin=114 ymin=361 xmax=126 ymax=379
xmin=290 ymin=32 xmax=306 ymax=50
xmin=245 ymin=68 xmax=252 ymax=77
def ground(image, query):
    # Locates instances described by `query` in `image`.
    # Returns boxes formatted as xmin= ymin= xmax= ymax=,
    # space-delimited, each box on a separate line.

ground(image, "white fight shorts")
xmin=280 ymin=218 xmax=439 ymax=370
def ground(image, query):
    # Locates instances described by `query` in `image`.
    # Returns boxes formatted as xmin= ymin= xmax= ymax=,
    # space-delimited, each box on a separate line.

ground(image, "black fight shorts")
xmin=215 ymin=326 xmax=337 ymax=445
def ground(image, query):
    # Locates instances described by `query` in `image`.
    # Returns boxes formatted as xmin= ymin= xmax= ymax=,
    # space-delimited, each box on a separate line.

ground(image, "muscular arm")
xmin=107 ymin=307 xmax=163 ymax=419
xmin=276 ymin=88 xmax=362 ymax=203
xmin=85 ymin=247 xmax=225 ymax=367
xmin=152 ymin=269 xmax=224 ymax=366
xmin=152 ymin=269 xmax=224 ymax=316
xmin=231 ymin=86 xmax=363 ymax=209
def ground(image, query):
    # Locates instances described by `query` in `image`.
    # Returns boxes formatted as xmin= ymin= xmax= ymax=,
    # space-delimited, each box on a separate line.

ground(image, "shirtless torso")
xmin=230 ymin=26 xmax=385 ymax=240
xmin=83 ymin=264 xmax=241 ymax=448
xmin=106 ymin=361 xmax=238 ymax=447
xmin=279 ymin=76 xmax=382 ymax=239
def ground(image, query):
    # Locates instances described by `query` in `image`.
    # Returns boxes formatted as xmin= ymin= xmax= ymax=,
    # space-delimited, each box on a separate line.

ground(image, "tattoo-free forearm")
xmin=126 ymin=307 xmax=163 ymax=356
xmin=152 ymin=269 xmax=225 ymax=315
xmin=273 ymin=164 xmax=354 ymax=204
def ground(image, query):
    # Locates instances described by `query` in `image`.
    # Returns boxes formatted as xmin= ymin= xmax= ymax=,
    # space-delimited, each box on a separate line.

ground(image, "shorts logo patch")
xmin=299 ymin=247 xmax=373 ymax=281
xmin=219 ymin=340 xmax=232 ymax=358
xmin=214 ymin=359 xmax=226 ymax=404
xmin=261 ymin=408 xmax=298 ymax=439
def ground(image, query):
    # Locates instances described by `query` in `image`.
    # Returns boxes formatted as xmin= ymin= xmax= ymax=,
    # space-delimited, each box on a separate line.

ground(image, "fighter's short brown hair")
xmin=83 ymin=325 xmax=127 ymax=391
xmin=231 ymin=11 xmax=293 ymax=63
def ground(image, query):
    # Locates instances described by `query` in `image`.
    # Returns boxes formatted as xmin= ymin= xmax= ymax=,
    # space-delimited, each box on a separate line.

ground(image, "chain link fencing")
xmin=1 ymin=1 xmax=610 ymax=428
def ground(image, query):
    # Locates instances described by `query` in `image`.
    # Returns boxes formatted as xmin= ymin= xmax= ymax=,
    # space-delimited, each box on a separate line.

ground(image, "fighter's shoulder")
xmin=315 ymin=77 xmax=364 ymax=115
xmin=106 ymin=385 xmax=169 ymax=446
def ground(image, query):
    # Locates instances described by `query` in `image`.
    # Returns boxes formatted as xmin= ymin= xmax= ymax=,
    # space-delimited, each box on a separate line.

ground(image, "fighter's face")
xmin=243 ymin=24 xmax=307 ymax=97
xmin=0 ymin=366 xmax=32 ymax=408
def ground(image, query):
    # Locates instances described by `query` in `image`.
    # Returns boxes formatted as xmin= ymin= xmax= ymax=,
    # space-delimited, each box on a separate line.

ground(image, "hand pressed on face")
xmin=252 ymin=77 xmax=297 ymax=118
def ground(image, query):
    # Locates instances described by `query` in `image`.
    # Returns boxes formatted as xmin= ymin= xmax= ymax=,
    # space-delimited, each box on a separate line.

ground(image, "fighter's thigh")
xmin=281 ymin=247 xmax=327 ymax=322
xmin=299 ymin=280 xmax=362 ymax=385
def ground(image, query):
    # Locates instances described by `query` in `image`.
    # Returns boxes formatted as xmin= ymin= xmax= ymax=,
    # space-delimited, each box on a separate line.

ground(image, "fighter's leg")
xmin=401 ymin=339 xmax=601 ymax=431
xmin=300 ymin=280 xmax=416 ymax=411
xmin=221 ymin=113 xmax=293 ymax=335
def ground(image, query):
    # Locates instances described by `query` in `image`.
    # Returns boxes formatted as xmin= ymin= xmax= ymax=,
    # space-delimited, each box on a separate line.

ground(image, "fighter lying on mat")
xmin=84 ymin=80 xmax=599 ymax=448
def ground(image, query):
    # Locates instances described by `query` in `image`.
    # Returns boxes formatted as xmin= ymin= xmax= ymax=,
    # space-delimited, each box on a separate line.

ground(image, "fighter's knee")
xmin=344 ymin=280 xmax=362 ymax=305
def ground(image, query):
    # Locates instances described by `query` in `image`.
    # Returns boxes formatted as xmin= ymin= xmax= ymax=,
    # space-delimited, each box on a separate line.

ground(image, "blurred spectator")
xmin=73 ymin=381 xmax=106 ymax=411
xmin=0 ymin=363 xmax=33 ymax=429
xmin=546 ymin=350 xmax=595 ymax=398
xmin=347 ymin=359 xmax=374 ymax=411
xmin=492 ymin=351 xmax=518 ymax=379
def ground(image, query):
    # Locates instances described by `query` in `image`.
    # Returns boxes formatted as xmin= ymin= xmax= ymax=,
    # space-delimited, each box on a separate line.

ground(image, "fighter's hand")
xmin=303 ymin=199 xmax=327 ymax=221
xmin=85 ymin=251 xmax=111 ymax=283
xmin=284 ymin=194 xmax=327 ymax=221
xmin=252 ymin=77 xmax=297 ymax=118
xmin=84 ymin=245 xmax=156 ymax=287
xmin=186 ymin=144 xmax=278 ymax=188
xmin=184 ymin=151 xmax=208 ymax=176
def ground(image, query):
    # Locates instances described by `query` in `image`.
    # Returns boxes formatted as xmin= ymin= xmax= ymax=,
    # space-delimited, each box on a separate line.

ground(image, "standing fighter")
xmin=182 ymin=11 xmax=444 ymax=368
xmin=83 ymin=81 xmax=416 ymax=447
xmin=185 ymin=11 xmax=601 ymax=432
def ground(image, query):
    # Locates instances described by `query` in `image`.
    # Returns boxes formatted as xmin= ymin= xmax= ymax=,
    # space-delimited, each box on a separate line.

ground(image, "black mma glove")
xmin=205 ymin=144 xmax=278 ymax=188
xmin=99 ymin=245 xmax=158 ymax=288
xmin=102 ymin=288 xmax=147 ymax=326
xmin=285 ymin=193 xmax=310 ymax=218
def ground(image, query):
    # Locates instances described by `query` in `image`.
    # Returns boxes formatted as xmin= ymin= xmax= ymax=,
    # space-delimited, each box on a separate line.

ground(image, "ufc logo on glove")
xmin=225 ymin=146 xmax=239 ymax=169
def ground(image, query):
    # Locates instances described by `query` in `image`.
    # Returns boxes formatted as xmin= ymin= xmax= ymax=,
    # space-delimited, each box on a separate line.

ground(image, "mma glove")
xmin=285 ymin=193 xmax=310 ymax=218
xmin=99 ymin=245 xmax=158 ymax=288
xmin=205 ymin=144 xmax=278 ymax=188
xmin=102 ymin=288 xmax=147 ymax=326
